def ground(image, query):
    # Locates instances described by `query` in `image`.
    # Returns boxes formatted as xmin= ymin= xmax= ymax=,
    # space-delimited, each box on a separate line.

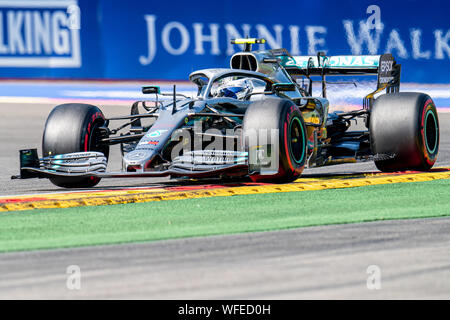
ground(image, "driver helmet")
xmin=217 ymin=78 xmax=253 ymax=99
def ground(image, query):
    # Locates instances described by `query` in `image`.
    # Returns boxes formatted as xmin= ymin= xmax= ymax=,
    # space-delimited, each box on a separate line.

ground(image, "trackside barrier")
xmin=0 ymin=0 xmax=448 ymax=82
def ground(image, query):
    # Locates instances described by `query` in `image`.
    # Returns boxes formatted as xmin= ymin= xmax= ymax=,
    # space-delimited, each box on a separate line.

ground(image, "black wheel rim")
xmin=289 ymin=116 xmax=305 ymax=164
xmin=88 ymin=122 xmax=109 ymax=157
xmin=424 ymin=109 xmax=438 ymax=154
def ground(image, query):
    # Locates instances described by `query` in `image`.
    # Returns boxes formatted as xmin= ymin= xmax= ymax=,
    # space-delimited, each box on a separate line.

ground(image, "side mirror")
xmin=273 ymin=83 xmax=296 ymax=92
xmin=142 ymin=86 xmax=161 ymax=94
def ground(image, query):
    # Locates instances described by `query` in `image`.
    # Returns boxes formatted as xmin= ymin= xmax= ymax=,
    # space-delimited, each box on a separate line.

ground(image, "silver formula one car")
xmin=14 ymin=38 xmax=439 ymax=188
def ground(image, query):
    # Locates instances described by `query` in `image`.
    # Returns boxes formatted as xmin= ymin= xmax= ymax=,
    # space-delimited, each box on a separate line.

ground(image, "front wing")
xmin=12 ymin=149 xmax=249 ymax=180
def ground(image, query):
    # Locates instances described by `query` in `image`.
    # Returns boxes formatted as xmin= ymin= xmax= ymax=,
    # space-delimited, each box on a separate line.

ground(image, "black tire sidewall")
xmin=244 ymin=99 xmax=307 ymax=182
xmin=43 ymin=104 xmax=107 ymax=156
xmin=371 ymin=93 xmax=439 ymax=171
xmin=277 ymin=102 xmax=307 ymax=179
xmin=42 ymin=104 xmax=108 ymax=188
xmin=416 ymin=97 xmax=439 ymax=169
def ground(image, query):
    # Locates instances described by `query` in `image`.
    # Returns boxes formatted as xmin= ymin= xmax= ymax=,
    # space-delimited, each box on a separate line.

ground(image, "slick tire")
xmin=370 ymin=92 xmax=439 ymax=172
xmin=243 ymin=98 xmax=307 ymax=183
xmin=42 ymin=103 xmax=109 ymax=188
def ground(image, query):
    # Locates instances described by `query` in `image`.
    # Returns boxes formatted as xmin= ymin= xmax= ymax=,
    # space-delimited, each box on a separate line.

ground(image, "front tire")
xmin=243 ymin=98 xmax=307 ymax=182
xmin=370 ymin=92 xmax=439 ymax=172
xmin=42 ymin=103 xmax=109 ymax=188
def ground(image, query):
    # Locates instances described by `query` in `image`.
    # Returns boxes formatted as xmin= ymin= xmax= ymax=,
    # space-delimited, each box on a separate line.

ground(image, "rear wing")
xmin=280 ymin=53 xmax=401 ymax=109
xmin=283 ymin=53 xmax=399 ymax=82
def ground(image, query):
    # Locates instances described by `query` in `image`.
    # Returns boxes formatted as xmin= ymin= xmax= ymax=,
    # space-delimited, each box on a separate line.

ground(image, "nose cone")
xmin=123 ymin=149 xmax=155 ymax=172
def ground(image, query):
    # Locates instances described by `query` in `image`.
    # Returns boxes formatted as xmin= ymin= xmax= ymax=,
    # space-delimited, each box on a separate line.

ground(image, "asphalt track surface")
xmin=1 ymin=102 xmax=450 ymax=299
xmin=0 ymin=217 xmax=449 ymax=299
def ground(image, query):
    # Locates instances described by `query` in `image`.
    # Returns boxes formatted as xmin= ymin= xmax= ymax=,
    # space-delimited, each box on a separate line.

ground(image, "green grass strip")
xmin=1 ymin=179 xmax=450 ymax=253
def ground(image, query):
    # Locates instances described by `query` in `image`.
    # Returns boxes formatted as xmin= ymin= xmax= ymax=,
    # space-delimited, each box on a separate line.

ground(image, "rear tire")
xmin=370 ymin=92 xmax=439 ymax=172
xmin=243 ymin=98 xmax=307 ymax=182
xmin=42 ymin=103 xmax=109 ymax=188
